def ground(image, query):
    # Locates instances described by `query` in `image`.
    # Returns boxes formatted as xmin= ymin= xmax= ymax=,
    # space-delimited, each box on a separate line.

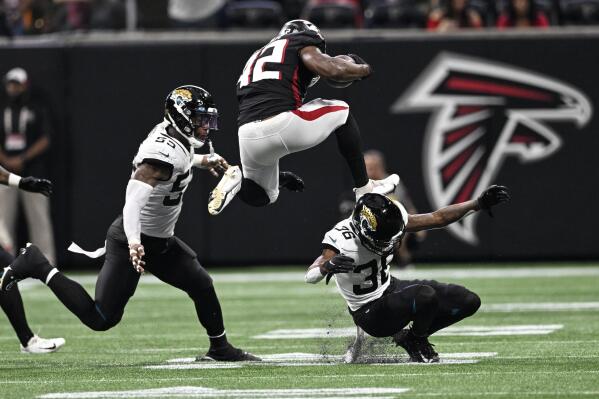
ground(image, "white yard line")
xmin=38 ymin=387 xmax=410 ymax=399
xmin=481 ymin=302 xmax=599 ymax=312
xmin=254 ymin=325 xmax=563 ymax=339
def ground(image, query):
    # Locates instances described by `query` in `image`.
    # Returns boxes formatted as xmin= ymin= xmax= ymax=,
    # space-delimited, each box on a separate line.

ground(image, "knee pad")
xmin=239 ymin=178 xmax=272 ymax=207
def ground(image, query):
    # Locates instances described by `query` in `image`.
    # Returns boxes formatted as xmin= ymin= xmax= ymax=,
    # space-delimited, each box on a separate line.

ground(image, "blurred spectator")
xmin=168 ymin=0 xmax=228 ymax=29
xmin=363 ymin=0 xmax=428 ymax=29
xmin=496 ymin=0 xmax=550 ymax=27
xmin=339 ymin=150 xmax=425 ymax=268
xmin=427 ymin=0 xmax=484 ymax=30
xmin=89 ymin=0 xmax=126 ymax=30
xmin=225 ymin=0 xmax=283 ymax=29
xmin=50 ymin=0 xmax=92 ymax=31
xmin=0 ymin=68 xmax=55 ymax=264
xmin=560 ymin=0 xmax=599 ymax=25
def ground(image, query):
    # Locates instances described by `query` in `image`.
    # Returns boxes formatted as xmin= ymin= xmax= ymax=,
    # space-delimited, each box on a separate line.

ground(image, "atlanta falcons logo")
xmin=392 ymin=52 xmax=592 ymax=244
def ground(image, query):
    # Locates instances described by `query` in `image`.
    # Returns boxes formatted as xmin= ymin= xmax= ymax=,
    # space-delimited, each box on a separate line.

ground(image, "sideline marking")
xmin=39 ymin=386 xmax=410 ymax=398
xmin=254 ymin=325 xmax=563 ymax=339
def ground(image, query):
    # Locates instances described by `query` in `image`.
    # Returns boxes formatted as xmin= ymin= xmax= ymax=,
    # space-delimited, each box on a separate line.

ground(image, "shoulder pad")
xmin=289 ymin=31 xmax=325 ymax=52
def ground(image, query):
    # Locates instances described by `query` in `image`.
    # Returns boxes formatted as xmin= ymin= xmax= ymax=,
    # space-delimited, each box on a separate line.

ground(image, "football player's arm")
xmin=406 ymin=185 xmax=510 ymax=232
xmin=300 ymin=46 xmax=371 ymax=82
xmin=122 ymin=162 xmax=170 ymax=273
xmin=192 ymin=153 xmax=229 ymax=177
xmin=0 ymin=164 xmax=53 ymax=196
xmin=305 ymin=248 xmax=337 ymax=284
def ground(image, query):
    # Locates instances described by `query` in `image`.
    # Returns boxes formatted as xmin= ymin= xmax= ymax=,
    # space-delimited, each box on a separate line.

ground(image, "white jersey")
xmin=322 ymin=218 xmax=393 ymax=311
xmin=132 ymin=121 xmax=194 ymax=238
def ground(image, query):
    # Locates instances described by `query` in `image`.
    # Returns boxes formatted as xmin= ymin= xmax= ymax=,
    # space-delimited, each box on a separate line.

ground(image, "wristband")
xmin=8 ymin=173 xmax=22 ymax=188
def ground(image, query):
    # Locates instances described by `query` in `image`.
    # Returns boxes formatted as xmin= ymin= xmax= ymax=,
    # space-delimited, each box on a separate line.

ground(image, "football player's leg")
xmin=416 ymin=279 xmax=481 ymax=334
xmin=147 ymin=237 xmax=259 ymax=361
xmin=0 ymin=244 xmax=33 ymax=345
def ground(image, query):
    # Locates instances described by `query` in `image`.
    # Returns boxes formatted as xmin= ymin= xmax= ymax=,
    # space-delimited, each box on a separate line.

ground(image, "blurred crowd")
xmin=1 ymin=0 xmax=599 ymax=36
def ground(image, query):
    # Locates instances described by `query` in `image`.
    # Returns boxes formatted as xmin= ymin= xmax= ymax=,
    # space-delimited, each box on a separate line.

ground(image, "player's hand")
xmin=128 ymin=243 xmax=145 ymax=274
xmin=477 ymin=185 xmax=510 ymax=217
xmin=202 ymin=153 xmax=229 ymax=177
xmin=19 ymin=176 xmax=53 ymax=197
xmin=347 ymin=53 xmax=373 ymax=79
xmin=323 ymin=255 xmax=355 ymax=284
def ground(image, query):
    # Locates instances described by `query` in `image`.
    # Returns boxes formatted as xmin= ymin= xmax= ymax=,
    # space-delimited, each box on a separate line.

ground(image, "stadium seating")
xmin=226 ymin=1 xmax=284 ymax=29
xmin=560 ymin=0 xmax=599 ymax=24
xmin=302 ymin=0 xmax=363 ymax=28
xmin=363 ymin=0 xmax=427 ymax=29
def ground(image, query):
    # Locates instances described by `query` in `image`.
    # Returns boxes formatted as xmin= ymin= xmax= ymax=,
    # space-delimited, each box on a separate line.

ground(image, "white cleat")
xmin=208 ymin=165 xmax=242 ymax=215
xmin=20 ymin=335 xmax=65 ymax=354
xmin=354 ymin=174 xmax=400 ymax=200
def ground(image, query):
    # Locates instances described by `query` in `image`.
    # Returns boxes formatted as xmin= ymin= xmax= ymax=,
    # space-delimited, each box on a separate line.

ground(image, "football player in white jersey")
xmin=305 ymin=186 xmax=510 ymax=362
xmin=0 ymin=86 xmax=259 ymax=361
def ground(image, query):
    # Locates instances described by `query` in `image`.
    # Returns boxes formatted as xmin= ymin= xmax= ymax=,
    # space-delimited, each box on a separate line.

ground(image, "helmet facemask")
xmin=165 ymin=86 xmax=219 ymax=149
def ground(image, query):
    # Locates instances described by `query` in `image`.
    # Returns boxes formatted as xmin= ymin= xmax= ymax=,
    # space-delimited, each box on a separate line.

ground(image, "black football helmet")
xmin=164 ymin=85 xmax=218 ymax=148
xmin=351 ymin=193 xmax=409 ymax=256
xmin=276 ymin=19 xmax=323 ymax=40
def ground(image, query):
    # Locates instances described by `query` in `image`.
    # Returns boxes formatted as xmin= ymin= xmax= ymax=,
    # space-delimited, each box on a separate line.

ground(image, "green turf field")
xmin=1 ymin=264 xmax=598 ymax=398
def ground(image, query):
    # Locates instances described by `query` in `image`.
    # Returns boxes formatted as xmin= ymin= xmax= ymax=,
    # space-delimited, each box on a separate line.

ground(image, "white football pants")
xmin=238 ymin=98 xmax=349 ymax=202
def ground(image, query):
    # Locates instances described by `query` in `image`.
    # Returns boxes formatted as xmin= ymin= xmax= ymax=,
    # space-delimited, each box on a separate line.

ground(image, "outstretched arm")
xmin=300 ymin=46 xmax=371 ymax=82
xmin=123 ymin=162 xmax=170 ymax=273
xmin=0 ymin=165 xmax=53 ymax=196
xmin=406 ymin=185 xmax=510 ymax=233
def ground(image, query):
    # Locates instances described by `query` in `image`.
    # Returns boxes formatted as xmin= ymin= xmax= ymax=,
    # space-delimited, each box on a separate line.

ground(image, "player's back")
xmin=132 ymin=122 xmax=194 ymax=238
xmin=236 ymin=30 xmax=325 ymax=126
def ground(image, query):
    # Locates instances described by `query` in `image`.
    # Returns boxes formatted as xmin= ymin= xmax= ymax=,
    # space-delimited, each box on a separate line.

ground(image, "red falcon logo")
xmin=392 ymin=53 xmax=592 ymax=244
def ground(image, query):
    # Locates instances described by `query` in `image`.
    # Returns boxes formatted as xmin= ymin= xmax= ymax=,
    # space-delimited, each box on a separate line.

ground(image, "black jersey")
xmin=236 ymin=31 xmax=326 ymax=126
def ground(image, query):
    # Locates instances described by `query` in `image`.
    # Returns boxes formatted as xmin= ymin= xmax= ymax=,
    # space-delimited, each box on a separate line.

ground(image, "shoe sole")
xmin=208 ymin=169 xmax=242 ymax=215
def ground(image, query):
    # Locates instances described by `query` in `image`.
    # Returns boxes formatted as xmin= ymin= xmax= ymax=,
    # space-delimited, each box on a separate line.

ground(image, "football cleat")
xmin=279 ymin=171 xmax=304 ymax=192
xmin=0 ymin=244 xmax=51 ymax=292
xmin=392 ymin=329 xmax=439 ymax=363
xmin=197 ymin=344 xmax=261 ymax=362
xmin=208 ymin=165 xmax=242 ymax=215
xmin=354 ymin=174 xmax=400 ymax=200
xmin=20 ymin=335 xmax=65 ymax=354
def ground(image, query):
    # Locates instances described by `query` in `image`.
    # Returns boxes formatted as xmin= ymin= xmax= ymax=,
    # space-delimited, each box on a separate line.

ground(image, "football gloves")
xmin=347 ymin=53 xmax=373 ymax=79
xmin=324 ymin=255 xmax=355 ymax=284
xmin=19 ymin=177 xmax=53 ymax=197
xmin=477 ymin=185 xmax=510 ymax=217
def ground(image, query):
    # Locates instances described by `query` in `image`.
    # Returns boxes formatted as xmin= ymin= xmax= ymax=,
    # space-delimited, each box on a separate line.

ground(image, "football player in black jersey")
xmin=0 ymin=165 xmax=65 ymax=353
xmin=0 ymin=86 xmax=259 ymax=361
xmin=208 ymin=19 xmax=400 ymax=215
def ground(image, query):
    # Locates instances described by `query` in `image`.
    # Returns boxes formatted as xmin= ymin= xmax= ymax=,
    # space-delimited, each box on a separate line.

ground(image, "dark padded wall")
xmin=1 ymin=33 xmax=597 ymax=267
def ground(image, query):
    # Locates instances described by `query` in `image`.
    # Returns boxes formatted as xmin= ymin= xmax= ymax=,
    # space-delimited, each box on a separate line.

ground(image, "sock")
xmin=191 ymin=286 xmax=228 ymax=348
xmin=334 ymin=113 xmax=368 ymax=188
xmin=0 ymin=285 xmax=34 ymax=346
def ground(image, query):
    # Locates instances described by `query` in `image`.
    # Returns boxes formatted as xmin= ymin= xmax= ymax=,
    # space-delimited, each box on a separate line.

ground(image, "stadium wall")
xmin=0 ymin=30 xmax=597 ymax=267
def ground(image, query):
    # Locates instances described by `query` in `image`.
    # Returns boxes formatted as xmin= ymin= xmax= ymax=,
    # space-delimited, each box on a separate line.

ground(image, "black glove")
xmin=323 ymin=255 xmax=355 ymax=284
xmin=19 ymin=177 xmax=53 ymax=197
xmin=279 ymin=171 xmax=304 ymax=192
xmin=347 ymin=53 xmax=373 ymax=79
xmin=477 ymin=185 xmax=510 ymax=217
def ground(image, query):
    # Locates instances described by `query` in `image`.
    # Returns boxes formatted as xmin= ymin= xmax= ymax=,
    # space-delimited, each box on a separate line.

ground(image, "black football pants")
xmin=0 ymin=246 xmax=35 ymax=346
xmin=351 ymin=276 xmax=481 ymax=338
xmin=47 ymin=217 xmax=223 ymax=336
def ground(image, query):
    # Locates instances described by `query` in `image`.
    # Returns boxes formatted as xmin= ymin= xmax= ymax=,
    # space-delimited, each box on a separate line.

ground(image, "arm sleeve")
xmin=123 ymin=179 xmax=154 ymax=245
xmin=305 ymin=267 xmax=325 ymax=284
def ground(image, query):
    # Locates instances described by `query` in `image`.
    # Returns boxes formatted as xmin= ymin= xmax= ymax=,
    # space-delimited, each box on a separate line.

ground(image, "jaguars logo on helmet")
xmin=164 ymin=85 xmax=218 ymax=149
xmin=351 ymin=193 xmax=409 ymax=256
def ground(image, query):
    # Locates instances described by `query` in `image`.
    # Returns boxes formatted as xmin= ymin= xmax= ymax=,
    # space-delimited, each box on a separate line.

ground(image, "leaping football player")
xmin=0 ymin=86 xmax=259 ymax=361
xmin=208 ymin=19 xmax=399 ymax=215
xmin=305 ymin=186 xmax=510 ymax=363
xmin=0 ymin=165 xmax=65 ymax=353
